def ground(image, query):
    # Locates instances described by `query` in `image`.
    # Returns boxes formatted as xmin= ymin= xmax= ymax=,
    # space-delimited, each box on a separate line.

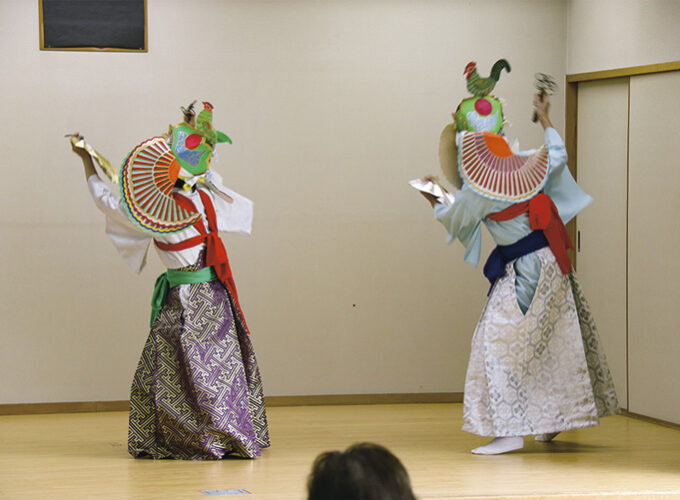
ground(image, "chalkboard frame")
xmin=39 ymin=0 xmax=148 ymax=52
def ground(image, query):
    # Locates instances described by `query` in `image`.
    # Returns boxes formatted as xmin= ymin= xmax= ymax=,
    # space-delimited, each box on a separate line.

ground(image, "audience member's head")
xmin=307 ymin=442 xmax=416 ymax=500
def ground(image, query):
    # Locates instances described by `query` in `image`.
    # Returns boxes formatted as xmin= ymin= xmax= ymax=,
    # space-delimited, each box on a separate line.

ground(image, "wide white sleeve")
xmin=206 ymin=170 xmax=254 ymax=235
xmin=433 ymin=188 xmax=486 ymax=268
xmin=542 ymin=128 xmax=593 ymax=224
xmin=544 ymin=127 xmax=569 ymax=176
xmin=87 ymin=175 xmax=152 ymax=273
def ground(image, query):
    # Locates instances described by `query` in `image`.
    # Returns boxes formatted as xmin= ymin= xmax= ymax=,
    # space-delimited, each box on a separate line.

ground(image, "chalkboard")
xmin=40 ymin=0 xmax=147 ymax=52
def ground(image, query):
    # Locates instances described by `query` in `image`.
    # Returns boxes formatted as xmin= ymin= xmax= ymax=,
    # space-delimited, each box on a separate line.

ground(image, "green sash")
xmin=150 ymin=267 xmax=218 ymax=327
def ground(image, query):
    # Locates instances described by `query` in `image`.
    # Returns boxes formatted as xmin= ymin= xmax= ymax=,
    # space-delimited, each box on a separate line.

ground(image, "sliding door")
xmin=627 ymin=71 xmax=680 ymax=423
xmin=574 ymin=68 xmax=680 ymax=424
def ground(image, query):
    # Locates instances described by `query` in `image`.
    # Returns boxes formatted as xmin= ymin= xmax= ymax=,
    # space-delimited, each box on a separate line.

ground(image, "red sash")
xmin=487 ymin=193 xmax=573 ymax=275
xmin=155 ymin=189 xmax=251 ymax=334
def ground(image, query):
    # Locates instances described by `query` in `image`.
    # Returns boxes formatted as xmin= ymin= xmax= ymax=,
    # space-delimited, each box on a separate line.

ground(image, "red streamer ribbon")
xmin=155 ymin=189 xmax=250 ymax=334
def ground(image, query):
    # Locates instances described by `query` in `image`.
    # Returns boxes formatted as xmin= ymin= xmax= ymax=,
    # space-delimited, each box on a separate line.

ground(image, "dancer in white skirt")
xmin=418 ymin=65 xmax=618 ymax=454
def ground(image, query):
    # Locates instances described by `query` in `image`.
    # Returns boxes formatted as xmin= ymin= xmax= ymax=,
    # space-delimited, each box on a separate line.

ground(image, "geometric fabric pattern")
xmin=128 ymin=257 xmax=270 ymax=459
xmin=120 ymin=137 xmax=201 ymax=235
xmin=569 ymin=270 xmax=620 ymax=418
xmin=459 ymin=131 xmax=550 ymax=202
xmin=462 ymin=247 xmax=618 ymax=437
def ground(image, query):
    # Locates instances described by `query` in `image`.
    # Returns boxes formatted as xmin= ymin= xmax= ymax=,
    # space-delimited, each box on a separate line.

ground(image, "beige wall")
xmin=0 ymin=0 xmax=568 ymax=404
xmin=567 ymin=0 xmax=680 ymax=74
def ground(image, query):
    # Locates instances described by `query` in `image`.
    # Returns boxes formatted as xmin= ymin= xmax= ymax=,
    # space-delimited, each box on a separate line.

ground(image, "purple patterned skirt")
xmin=127 ymin=264 xmax=270 ymax=460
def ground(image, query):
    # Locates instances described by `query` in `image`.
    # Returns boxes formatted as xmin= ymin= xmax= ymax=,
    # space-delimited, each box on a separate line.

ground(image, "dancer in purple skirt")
xmin=70 ymin=102 xmax=270 ymax=459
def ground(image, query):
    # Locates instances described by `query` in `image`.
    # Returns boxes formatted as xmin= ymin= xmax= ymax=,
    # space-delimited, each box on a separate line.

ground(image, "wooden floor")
xmin=1 ymin=404 xmax=680 ymax=499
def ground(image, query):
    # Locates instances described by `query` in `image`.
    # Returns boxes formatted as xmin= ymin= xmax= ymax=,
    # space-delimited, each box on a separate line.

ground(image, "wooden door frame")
xmin=564 ymin=60 xmax=680 ymax=269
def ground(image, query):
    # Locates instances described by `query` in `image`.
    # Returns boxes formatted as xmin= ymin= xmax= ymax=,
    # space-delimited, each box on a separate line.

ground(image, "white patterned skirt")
xmin=463 ymin=247 xmax=619 ymax=437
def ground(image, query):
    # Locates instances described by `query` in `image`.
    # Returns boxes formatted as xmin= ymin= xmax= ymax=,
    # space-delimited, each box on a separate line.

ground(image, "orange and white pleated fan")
xmin=458 ymin=131 xmax=550 ymax=202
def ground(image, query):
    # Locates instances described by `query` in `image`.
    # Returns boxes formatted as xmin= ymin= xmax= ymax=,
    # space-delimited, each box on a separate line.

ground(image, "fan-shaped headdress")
xmin=458 ymin=131 xmax=549 ymax=202
xmin=440 ymin=59 xmax=550 ymax=200
xmin=119 ymin=102 xmax=232 ymax=235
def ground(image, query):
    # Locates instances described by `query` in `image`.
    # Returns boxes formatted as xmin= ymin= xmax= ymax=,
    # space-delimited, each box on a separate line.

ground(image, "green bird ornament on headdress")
xmin=196 ymin=101 xmax=232 ymax=146
xmin=463 ymin=59 xmax=511 ymax=97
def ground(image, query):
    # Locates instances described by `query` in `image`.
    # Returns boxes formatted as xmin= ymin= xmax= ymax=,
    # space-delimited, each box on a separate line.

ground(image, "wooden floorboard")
xmin=1 ymin=403 xmax=679 ymax=499
xmin=0 ymin=393 xmax=463 ymax=415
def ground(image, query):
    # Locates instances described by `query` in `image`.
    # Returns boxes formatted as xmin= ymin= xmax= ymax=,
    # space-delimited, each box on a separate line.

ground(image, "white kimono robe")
xmin=87 ymin=169 xmax=253 ymax=272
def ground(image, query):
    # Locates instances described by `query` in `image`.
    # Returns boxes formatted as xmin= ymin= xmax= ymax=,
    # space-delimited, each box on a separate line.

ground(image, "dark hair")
xmin=307 ymin=442 xmax=416 ymax=500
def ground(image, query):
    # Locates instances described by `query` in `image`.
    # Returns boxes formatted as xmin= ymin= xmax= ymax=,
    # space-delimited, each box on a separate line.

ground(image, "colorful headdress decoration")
xmin=169 ymin=101 xmax=232 ymax=179
xmin=119 ymin=101 xmax=232 ymax=235
xmin=454 ymin=96 xmax=504 ymax=134
xmin=454 ymin=59 xmax=510 ymax=134
xmin=442 ymin=59 xmax=551 ymax=200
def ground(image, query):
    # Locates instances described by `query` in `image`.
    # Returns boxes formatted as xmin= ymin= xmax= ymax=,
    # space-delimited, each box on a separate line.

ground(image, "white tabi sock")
xmin=471 ymin=437 xmax=524 ymax=455
xmin=535 ymin=432 xmax=560 ymax=442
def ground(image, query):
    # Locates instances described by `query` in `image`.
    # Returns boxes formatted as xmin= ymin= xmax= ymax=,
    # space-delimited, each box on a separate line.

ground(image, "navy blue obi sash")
xmin=482 ymin=230 xmax=549 ymax=294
